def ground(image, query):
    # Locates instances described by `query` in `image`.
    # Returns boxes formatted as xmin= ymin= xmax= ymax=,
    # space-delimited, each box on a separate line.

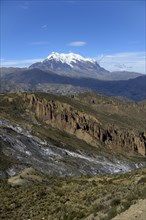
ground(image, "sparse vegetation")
xmin=0 ymin=92 xmax=146 ymax=219
xmin=0 ymin=168 xmax=146 ymax=220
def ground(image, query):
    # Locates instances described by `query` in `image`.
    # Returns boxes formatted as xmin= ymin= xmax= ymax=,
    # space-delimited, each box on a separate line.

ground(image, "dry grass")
xmin=0 ymin=168 xmax=146 ymax=220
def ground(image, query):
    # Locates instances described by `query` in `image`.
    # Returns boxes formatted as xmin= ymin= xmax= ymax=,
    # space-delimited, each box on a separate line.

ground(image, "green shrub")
xmin=107 ymin=207 xmax=117 ymax=219
xmin=121 ymin=200 xmax=131 ymax=211
xmin=110 ymin=198 xmax=121 ymax=206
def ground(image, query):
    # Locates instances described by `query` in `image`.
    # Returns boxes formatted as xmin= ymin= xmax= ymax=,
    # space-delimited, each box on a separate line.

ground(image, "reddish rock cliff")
xmin=25 ymin=94 xmax=146 ymax=156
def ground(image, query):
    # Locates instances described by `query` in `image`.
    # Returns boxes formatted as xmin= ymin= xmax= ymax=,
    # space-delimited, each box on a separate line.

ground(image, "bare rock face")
xmin=25 ymin=94 xmax=146 ymax=156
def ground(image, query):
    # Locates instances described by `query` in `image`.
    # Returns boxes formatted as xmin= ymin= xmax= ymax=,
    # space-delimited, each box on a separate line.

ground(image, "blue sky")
xmin=1 ymin=0 xmax=145 ymax=73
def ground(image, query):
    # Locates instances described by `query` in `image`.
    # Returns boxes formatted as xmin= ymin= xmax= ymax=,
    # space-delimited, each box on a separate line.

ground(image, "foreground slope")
xmin=0 ymin=167 xmax=146 ymax=220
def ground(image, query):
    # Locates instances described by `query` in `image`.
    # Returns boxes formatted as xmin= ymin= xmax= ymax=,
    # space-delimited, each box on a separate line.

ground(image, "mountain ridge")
xmin=29 ymin=52 xmax=109 ymax=78
xmin=1 ymin=52 xmax=143 ymax=82
xmin=1 ymin=68 xmax=146 ymax=101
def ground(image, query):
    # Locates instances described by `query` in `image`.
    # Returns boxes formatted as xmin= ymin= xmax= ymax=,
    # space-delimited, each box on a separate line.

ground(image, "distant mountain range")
xmin=1 ymin=52 xmax=143 ymax=80
xmin=1 ymin=67 xmax=146 ymax=101
xmin=0 ymin=52 xmax=145 ymax=101
xmin=29 ymin=52 xmax=142 ymax=80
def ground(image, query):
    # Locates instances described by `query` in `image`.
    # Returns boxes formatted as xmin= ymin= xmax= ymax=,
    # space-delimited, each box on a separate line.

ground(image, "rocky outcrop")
xmin=25 ymin=94 xmax=146 ymax=156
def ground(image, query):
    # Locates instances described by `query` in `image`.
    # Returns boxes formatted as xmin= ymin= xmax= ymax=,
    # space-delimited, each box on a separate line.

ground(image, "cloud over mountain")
xmin=96 ymin=51 xmax=145 ymax=74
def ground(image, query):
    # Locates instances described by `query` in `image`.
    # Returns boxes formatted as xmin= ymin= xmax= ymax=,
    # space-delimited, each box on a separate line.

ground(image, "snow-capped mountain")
xmin=46 ymin=52 xmax=97 ymax=67
xmin=29 ymin=52 xmax=109 ymax=78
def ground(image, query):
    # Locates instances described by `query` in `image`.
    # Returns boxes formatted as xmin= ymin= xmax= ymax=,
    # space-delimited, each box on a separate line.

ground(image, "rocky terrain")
xmin=0 ymin=92 xmax=146 ymax=177
xmin=0 ymin=91 xmax=146 ymax=219
xmin=27 ymin=93 xmax=146 ymax=156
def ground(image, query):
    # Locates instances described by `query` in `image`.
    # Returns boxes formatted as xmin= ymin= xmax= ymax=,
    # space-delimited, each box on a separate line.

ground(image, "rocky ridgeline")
xmin=24 ymin=94 xmax=146 ymax=156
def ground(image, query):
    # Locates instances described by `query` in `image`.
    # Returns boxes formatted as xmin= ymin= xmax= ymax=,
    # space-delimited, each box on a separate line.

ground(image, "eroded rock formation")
xmin=25 ymin=94 xmax=146 ymax=156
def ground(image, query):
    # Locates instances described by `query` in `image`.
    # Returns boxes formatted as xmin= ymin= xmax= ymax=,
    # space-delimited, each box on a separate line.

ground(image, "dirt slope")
xmin=111 ymin=199 xmax=146 ymax=220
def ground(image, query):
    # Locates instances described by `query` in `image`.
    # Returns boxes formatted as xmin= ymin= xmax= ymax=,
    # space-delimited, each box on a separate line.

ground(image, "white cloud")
xmin=28 ymin=41 xmax=49 ymax=45
xmin=67 ymin=41 xmax=86 ymax=47
xmin=1 ymin=58 xmax=44 ymax=67
xmin=41 ymin=25 xmax=47 ymax=30
xmin=95 ymin=52 xmax=146 ymax=74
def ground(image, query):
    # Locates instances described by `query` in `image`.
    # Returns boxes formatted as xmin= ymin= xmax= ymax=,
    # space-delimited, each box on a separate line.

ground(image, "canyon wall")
xmin=25 ymin=94 xmax=146 ymax=156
